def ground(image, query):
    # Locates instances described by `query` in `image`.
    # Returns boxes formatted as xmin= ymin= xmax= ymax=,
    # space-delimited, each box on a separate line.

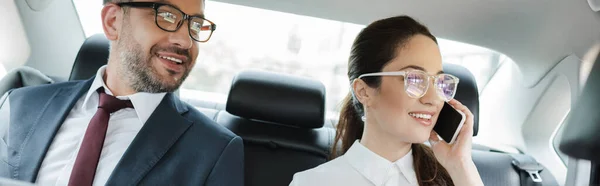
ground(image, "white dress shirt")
xmin=19 ymin=66 xmax=166 ymax=186
xmin=290 ymin=141 xmax=418 ymax=186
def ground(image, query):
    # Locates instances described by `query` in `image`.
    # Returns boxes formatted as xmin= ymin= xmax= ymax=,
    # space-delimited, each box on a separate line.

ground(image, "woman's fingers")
xmin=455 ymin=116 xmax=474 ymax=148
xmin=429 ymin=130 xmax=441 ymax=146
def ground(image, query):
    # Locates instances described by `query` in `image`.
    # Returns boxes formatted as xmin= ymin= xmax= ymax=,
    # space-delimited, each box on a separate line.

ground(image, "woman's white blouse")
xmin=290 ymin=141 xmax=418 ymax=186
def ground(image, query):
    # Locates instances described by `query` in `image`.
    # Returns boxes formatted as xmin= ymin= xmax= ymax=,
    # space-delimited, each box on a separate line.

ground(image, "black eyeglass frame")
xmin=116 ymin=2 xmax=216 ymax=42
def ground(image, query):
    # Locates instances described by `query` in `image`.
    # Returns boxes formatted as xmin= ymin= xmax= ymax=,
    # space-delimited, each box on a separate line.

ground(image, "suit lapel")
xmin=16 ymin=79 xmax=93 ymax=182
xmin=106 ymin=93 xmax=191 ymax=185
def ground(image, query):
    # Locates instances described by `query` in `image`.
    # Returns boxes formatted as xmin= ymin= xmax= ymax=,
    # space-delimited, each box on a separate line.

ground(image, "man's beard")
xmin=116 ymin=32 xmax=191 ymax=93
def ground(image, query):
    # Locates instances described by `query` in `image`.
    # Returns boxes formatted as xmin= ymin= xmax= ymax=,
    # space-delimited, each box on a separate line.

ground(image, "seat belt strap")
xmin=510 ymin=153 xmax=544 ymax=185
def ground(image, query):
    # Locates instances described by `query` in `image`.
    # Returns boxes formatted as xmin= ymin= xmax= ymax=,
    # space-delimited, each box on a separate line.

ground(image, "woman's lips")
xmin=409 ymin=111 xmax=434 ymax=126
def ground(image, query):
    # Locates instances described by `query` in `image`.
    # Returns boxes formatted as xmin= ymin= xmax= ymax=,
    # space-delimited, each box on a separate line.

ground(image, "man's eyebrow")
xmin=156 ymin=0 xmax=205 ymax=18
xmin=191 ymin=13 xmax=206 ymax=18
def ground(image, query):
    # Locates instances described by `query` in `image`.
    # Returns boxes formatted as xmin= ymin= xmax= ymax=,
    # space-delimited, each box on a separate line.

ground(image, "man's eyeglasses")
xmin=116 ymin=2 xmax=216 ymax=43
xmin=358 ymin=70 xmax=460 ymax=101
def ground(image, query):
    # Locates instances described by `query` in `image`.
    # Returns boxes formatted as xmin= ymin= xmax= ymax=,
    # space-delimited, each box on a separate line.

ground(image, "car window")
xmin=73 ymin=0 xmax=506 ymax=114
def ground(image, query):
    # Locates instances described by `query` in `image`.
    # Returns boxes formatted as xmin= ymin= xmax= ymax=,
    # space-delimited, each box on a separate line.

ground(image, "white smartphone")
xmin=433 ymin=102 xmax=466 ymax=144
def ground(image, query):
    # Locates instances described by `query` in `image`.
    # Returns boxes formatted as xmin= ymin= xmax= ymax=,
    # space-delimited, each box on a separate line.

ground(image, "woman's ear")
xmin=352 ymin=79 xmax=375 ymax=107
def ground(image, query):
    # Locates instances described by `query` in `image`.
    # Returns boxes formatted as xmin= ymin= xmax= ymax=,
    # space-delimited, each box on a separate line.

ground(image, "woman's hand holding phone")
xmin=429 ymin=99 xmax=484 ymax=186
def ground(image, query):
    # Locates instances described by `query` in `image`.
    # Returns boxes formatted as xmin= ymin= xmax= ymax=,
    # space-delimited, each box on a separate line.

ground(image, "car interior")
xmin=1 ymin=0 xmax=600 ymax=185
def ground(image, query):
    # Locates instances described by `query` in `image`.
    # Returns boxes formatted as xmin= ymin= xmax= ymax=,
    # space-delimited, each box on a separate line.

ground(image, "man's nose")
xmin=168 ymin=22 xmax=193 ymax=49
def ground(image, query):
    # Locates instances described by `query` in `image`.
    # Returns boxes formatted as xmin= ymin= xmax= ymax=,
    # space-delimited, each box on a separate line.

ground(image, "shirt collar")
xmin=82 ymin=65 xmax=167 ymax=124
xmin=345 ymin=140 xmax=417 ymax=185
xmin=395 ymin=147 xmax=417 ymax=185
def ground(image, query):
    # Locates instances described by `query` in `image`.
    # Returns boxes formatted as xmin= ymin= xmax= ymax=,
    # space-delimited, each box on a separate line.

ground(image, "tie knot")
xmin=97 ymin=89 xmax=134 ymax=113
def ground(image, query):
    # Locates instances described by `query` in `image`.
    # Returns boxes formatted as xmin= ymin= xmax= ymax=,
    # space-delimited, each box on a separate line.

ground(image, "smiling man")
xmin=0 ymin=0 xmax=243 ymax=185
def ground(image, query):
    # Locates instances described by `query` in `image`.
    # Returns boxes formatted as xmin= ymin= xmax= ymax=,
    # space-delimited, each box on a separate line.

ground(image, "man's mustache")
xmin=151 ymin=46 xmax=191 ymax=63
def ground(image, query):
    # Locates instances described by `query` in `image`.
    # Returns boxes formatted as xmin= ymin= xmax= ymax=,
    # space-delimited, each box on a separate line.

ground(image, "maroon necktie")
xmin=68 ymin=89 xmax=133 ymax=186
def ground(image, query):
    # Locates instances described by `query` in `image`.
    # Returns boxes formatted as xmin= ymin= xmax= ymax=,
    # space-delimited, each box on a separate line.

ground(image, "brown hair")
xmin=331 ymin=15 xmax=454 ymax=186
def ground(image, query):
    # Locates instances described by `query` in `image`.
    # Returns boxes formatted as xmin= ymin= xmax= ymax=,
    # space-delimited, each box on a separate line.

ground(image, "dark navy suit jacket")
xmin=0 ymin=78 xmax=244 ymax=185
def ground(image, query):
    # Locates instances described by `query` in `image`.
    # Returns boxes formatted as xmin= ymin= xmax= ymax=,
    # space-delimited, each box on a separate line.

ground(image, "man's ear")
xmin=101 ymin=4 xmax=122 ymax=41
xmin=352 ymin=79 xmax=375 ymax=108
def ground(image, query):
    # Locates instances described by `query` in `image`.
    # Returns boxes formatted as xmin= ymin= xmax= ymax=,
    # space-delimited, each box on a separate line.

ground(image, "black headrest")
xmin=559 ymin=49 xmax=600 ymax=161
xmin=443 ymin=63 xmax=479 ymax=136
xmin=226 ymin=70 xmax=326 ymax=128
xmin=69 ymin=34 xmax=109 ymax=81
